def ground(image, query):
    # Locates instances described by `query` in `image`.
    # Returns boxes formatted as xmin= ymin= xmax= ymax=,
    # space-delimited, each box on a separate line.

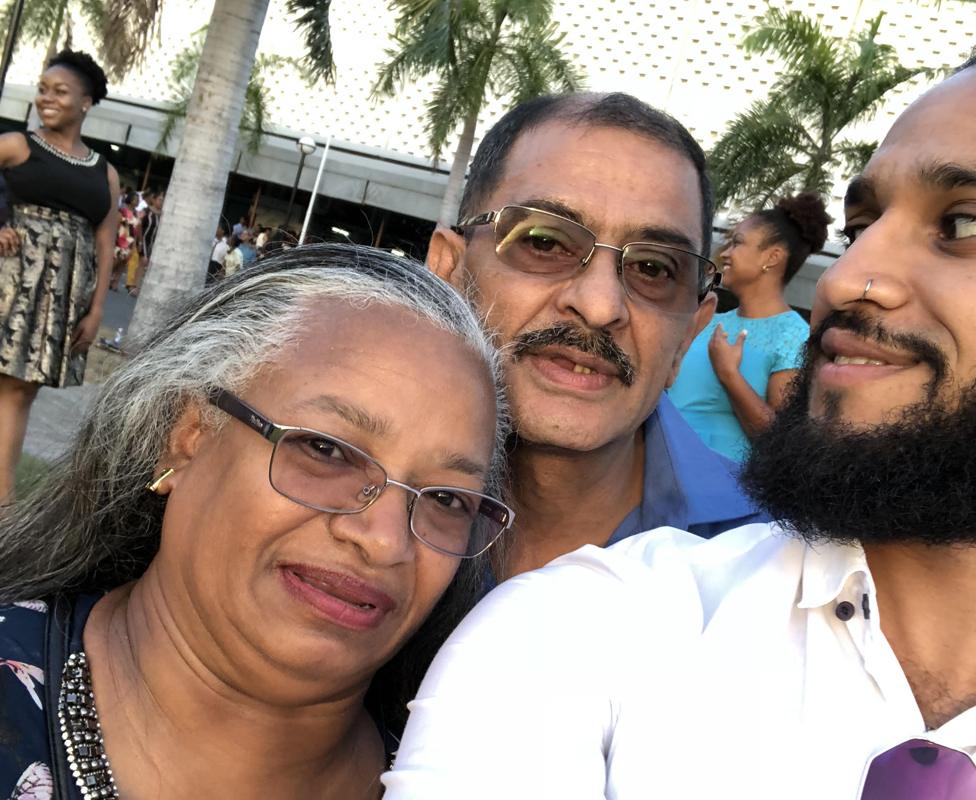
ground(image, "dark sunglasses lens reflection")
xmin=861 ymin=740 xmax=976 ymax=800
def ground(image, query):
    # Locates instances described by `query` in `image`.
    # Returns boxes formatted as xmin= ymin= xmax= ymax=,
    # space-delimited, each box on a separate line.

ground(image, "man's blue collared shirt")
xmin=605 ymin=394 xmax=768 ymax=545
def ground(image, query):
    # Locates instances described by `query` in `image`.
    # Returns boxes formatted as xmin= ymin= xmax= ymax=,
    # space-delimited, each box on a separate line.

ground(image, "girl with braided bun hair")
xmin=0 ymin=50 xmax=119 ymax=500
xmin=669 ymin=191 xmax=831 ymax=461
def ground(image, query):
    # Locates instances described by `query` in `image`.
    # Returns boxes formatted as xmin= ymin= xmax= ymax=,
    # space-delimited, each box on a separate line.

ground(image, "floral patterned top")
xmin=0 ymin=595 xmax=98 ymax=800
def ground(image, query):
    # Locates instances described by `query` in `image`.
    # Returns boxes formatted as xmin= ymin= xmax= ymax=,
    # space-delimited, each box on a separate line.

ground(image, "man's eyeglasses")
xmin=455 ymin=205 xmax=717 ymax=312
xmin=209 ymin=389 xmax=515 ymax=559
xmin=859 ymin=738 xmax=976 ymax=799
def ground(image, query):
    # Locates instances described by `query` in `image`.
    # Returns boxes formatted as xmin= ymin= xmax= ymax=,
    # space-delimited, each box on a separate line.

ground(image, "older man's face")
xmin=432 ymin=122 xmax=714 ymax=453
xmin=809 ymin=70 xmax=976 ymax=427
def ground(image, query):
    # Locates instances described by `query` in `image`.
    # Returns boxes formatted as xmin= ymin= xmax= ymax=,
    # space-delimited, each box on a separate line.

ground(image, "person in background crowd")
xmin=239 ymin=228 xmax=258 ymax=267
xmin=255 ymin=225 xmax=270 ymax=254
xmin=385 ymin=55 xmax=976 ymax=800
xmin=0 ymin=245 xmax=514 ymax=799
xmin=425 ymin=92 xmax=766 ymax=582
xmin=232 ymin=215 xmax=247 ymax=238
xmin=668 ymin=193 xmax=830 ymax=460
xmin=207 ymin=224 xmax=229 ymax=284
xmin=223 ymin=233 xmax=243 ymax=278
xmin=110 ymin=190 xmax=140 ymax=293
xmin=0 ymin=49 xmax=118 ymax=502
xmin=131 ymin=189 xmax=162 ymax=296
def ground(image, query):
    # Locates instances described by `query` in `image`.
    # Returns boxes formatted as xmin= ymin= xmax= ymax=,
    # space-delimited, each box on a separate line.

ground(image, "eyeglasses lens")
xmin=493 ymin=206 xmax=593 ymax=276
xmin=492 ymin=206 xmax=707 ymax=311
xmin=271 ymin=429 xmax=387 ymax=512
xmin=412 ymin=490 xmax=510 ymax=558
xmin=620 ymin=243 xmax=700 ymax=311
xmin=861 ymin=739 xmax=976 ymax=800
xmin=271 ymin=430 xmax=509 ymax=558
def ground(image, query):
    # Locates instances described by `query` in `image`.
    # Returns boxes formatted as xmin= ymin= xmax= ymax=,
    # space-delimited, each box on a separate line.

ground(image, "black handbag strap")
xmin=43 ymin=594 xmax=75 ymax=799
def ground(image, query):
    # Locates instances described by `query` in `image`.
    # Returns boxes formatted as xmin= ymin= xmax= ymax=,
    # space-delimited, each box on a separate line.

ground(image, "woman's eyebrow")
xmin=296 ymin=395 xmax=392 ymax=437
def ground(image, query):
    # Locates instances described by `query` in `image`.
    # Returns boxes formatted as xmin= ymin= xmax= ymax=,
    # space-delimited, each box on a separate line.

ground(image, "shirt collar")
xmin=797 ymin=539 xmax=872 ymax=610
xmin=644 ymin=395 xmax=760 ymax=529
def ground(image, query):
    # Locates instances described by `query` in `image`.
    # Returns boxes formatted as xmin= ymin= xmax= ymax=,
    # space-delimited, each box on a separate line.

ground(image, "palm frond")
xmin=834 ymin=139 xmax=877 ymax=177
xmin=742 ymin=7 xmax=838 ymax=72
xmin=424 ymin=70 xmax=467 ymax=158
xmin=377 ymin=0 xmax=581 ymax=162
xmin=99 ymin=0 xmax=161 ymax=81
xmin=15 ymin=0 xmax=68 ymax=47
xmin=709 ymin=102 xmax=810 ymax=208
xmin=286 ymin=0 xmax=335 ymax=84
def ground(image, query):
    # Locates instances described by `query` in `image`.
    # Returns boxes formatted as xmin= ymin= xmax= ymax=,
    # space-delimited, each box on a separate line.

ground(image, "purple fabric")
xmin=862 ymin=739 xmax=976 ymax=800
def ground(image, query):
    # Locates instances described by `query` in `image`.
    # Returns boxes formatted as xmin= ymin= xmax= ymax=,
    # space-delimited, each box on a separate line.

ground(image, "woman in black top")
xmin=0 ymin=50 xmax=119 ymax=500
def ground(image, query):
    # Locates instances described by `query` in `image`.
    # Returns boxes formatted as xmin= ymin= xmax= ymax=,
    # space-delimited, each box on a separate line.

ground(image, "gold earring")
xmin=145 ymin=468 xmax=175 ymax=494
xmin=762 ymin=264 xmax=772 ymax=273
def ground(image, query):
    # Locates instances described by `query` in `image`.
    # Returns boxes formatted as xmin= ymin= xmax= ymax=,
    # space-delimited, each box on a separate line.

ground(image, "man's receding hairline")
xmin=480 ymin=116 xmax=706 ymax=223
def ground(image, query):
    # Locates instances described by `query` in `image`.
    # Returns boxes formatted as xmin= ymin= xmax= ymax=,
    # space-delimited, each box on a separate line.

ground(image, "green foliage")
xmin=2 ymin=0 xmax=152 ymax=81
xmin=157 ymin=29 xmax=302 ymax=157
xmin=286 ymin=0 xmax=335 ymax=84
xmin=374 ymin=0 xmax=582 ymax=159
xmin=709 ymin=8 xmax=930 ymax=210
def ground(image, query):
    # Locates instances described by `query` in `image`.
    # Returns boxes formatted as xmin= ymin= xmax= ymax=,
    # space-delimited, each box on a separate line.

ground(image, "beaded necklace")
xmin=30 ymin=132 xmax=99 ymax=168
xmin=58 ymin=651 xmax=120 ymax=798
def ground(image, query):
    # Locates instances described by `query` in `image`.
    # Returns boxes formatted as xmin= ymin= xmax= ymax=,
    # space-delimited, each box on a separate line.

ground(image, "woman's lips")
xmin=279 ymin=565 xmax=395 ymax=631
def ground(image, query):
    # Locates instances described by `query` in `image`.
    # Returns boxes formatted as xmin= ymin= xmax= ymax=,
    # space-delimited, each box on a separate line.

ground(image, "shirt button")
xmin=835 ymin=601 xmax=856 ymax=621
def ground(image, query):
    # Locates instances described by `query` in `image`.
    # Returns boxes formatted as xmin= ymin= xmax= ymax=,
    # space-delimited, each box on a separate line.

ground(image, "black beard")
xmin=740 ymin=312 xmax=976 ymax=547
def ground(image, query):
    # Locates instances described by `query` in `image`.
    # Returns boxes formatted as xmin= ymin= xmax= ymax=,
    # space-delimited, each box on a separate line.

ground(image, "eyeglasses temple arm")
xmin=454 ymin=211 xmax=496 ymax=230
xmin=208 ymin=388 xmax=279 ymax=442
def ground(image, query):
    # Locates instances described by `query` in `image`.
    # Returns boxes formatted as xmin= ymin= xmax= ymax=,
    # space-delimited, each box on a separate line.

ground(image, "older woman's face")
xmin=156 ymin=299 xmax=497 ymax=700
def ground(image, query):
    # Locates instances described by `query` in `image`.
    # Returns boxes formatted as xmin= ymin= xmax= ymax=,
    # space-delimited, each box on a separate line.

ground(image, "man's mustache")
xmin=509 ymin=322 xmax=636 ymax=386
xmin=808 ymin=310 xmax=948 ymax=386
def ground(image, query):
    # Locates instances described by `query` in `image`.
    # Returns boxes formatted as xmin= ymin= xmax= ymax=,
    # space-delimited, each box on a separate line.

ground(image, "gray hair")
xmin=0 ymin=244 xmax=510 ymax=602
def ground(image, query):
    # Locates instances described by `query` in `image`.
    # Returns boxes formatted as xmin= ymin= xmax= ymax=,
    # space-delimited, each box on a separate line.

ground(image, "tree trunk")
xmin=43 ymin=0 xmax=67 ymax=67
xmin=437 ymin=107 xmax=480 ymax=227
xmin=126 ymin=0 xmax=270 ymax=346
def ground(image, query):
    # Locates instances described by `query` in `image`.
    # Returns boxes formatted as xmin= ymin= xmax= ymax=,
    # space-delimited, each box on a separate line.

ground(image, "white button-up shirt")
xmin=383 ymin=523 xmax=976 ymax=799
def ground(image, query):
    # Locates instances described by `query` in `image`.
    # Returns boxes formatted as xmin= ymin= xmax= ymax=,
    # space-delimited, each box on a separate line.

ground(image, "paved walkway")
xmin=22 ymin=289 xmax=135 ymax=461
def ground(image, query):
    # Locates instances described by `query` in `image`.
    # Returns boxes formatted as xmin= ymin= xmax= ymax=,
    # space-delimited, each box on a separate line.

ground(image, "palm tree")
xmin=708 ymin=9 xmax=929 ymax=210
xmin=157 ymin=29 xmax=301 ymax=158
xmin=125 ymin=0 xmax=273 ymax=343
xmin=373 ymin=0 xmax=582 ymax=226
xmin=126 ymin=0 xmax=333 ymax=344
xmin=0 ymin=0 xmax=158 ymax=80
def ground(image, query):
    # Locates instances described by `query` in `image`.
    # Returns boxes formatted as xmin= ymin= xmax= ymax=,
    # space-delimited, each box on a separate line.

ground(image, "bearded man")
xmin=384 ymin=55 xmax=976 ymax=800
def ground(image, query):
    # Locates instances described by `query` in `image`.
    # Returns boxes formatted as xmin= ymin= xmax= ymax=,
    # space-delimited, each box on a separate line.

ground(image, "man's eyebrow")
xmin=916 ymin=161 xmax=976 ymax=191
xmin=438 ymin=453 xmax=489 ymax=479
xmin=520 ymin=197 xmax=586 ymax=225
xmin=634 ymin=226 xmax=697 ymax=251
xmin=845 ymin=175 xmax=875 ymax=207
xmin=520 ymin=196 xmax=698 ymax=250
xmin=294 ymin=395 xmax=391 ymax=437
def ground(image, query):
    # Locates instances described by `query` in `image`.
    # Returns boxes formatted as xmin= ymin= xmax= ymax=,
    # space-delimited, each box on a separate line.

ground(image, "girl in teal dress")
xmin=669 ymin=193 xmax=830 ymax=460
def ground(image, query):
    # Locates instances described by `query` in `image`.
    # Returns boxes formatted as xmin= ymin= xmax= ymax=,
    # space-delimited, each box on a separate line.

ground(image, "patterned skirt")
xmin=0 ymin=203 xmax=96 ymax=387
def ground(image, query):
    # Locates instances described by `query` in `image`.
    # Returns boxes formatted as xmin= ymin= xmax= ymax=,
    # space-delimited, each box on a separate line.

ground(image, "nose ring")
xmin=861 ymin=278 xmax=873 ymax=302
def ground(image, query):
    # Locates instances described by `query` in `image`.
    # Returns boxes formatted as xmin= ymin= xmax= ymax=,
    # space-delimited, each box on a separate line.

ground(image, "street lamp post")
xmin=283 ymin=135 xmax=316 ymax=230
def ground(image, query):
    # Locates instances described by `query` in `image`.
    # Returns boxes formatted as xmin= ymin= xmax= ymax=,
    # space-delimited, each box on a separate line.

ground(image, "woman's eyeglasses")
xmin=860 ymin=738 xmax=976 ymax=799
xmin=455 ymin=205 xmax=717 ymax=312
xmin=208 ymin=389 xmax=514 ymax=559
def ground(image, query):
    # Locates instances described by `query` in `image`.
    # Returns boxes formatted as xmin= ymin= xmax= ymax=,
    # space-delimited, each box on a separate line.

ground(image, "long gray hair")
xmin=0 ymin=244 xmax=510 ymax=603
